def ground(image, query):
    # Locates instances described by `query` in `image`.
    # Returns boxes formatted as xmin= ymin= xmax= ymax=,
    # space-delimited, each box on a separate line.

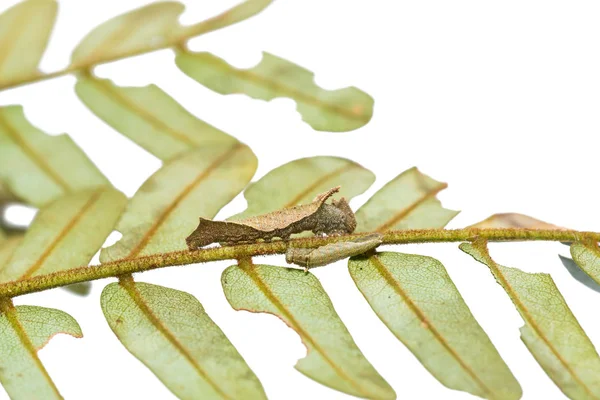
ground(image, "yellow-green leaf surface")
xmin=102 ymin=280 xmax=266 ymax=400
xmin=0 ymin=236 xmax=22 ymax=267
xmin=76 ymin=76 xmax=236 ymax=160
xmin=70 ymin=0 xmax=273 ymax=68
xmin=230 ymin=156 xmax=375 ymax=220
xmin=0 ymin=188 xmax=126 ymax=282
xmin=0 ymin=106 xmax=110 ymax=207
xmin=70 ymin=2 xmax=185 ymax=67
xmin=355 ymin=167 xmax=458 ymax=232
xmin=176 ymin=52 xmax=374 ymax=132
xmin=222 ymin=263 xmax=396 ymax=400
xmin=0 ymin=304 xmax=82 ymax=400
xmin=178 ymin=0 xmax=273 ymax=37
xmin=468 ymin=213 xmax=564 ymax=229
xmin=0 ymin=0 xmax=57 ymax=86
xmin=349 ymin=252 xmax=521 ymax=399
xmin=461 ymin=241 xmax=600 ymax=399
xmin=570 ymin=242 xmax=600 ymax=287
xmin=100 ymin=142 xmax=257 ymax=262
xmin=0 ymin=181 xmax=14 ymax=204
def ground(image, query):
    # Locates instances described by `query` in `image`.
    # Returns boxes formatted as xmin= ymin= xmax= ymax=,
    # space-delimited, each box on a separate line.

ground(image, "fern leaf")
xmin=0 ymin=188 xmax=126 ymax=282
xmin=569 ymin=242 xmax=600 ymax=288
xmin=230 ymin=156 xmax=375 ymax=220
xmin=461 ymin=241 xmax=600 ymax=399
xmin=70 ymin=0 xmax=273 ymax=69
xmin=222 ymin=262 xmax=396 ymax=400
xmin=468 ymin=213 xmax=564 ymax=229
xmin=349 ymin=252 xmax=522 ymax=399
xmin=178 ymin=0 xmax=274 ymax=38
xmin=0 ymin=106 xmax=110 ymax=207
xmin=176 ymin=52 xmax=374 ymax=132
xmin=75 ymin=76 xmax=236 ymax=160
xmin=0 ymin=304 xmax=82 ymax=400
xmin=559 ymin=254 xmax=600 ymax=293
xmin=101 ymin=279 xmax=266 ymax=400
xmin=0 ymin=0 xmax=57 ymax=86
xmin=100 ymin=143 xmax=257 ymax=262
xmin=70 ymin=2 xmax=185 ymax=67
xmin=355 ymin=167 xmax=458 ymax=232
xmin=0 ymin=236 xmax=23 ymax=267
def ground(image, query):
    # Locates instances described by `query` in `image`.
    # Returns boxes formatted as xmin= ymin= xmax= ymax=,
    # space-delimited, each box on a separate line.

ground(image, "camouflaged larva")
xmin=185 ymin=186 xmax=357 ymax=249
xmin=286 ymin=233 xmax=383 ymax=271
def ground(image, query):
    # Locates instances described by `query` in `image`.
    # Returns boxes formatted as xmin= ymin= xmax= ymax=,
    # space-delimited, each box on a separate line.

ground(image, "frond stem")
xmin=0 ymin=228 xmax=593 ymax=298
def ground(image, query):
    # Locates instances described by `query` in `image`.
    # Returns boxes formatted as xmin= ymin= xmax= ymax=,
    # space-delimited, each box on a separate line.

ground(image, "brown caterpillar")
xmin=186 ymin=186 xmax=356 ymax=249
xmin=286 ymin=233 xmax=383 ymax=272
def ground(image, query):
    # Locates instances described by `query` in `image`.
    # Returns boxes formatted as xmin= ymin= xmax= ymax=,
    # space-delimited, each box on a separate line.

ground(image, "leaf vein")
xmin=368 ymin=254 xmax=494 ymax=398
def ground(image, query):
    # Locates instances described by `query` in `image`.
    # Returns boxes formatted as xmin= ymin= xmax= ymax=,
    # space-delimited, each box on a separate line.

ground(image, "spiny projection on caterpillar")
xmin=185 ymin=186 xmax=382 ymax=270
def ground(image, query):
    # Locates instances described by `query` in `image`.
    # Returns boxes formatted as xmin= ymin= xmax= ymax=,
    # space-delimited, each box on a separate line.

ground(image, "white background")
xmin=1 ymin=0 xmax=599 ymax=399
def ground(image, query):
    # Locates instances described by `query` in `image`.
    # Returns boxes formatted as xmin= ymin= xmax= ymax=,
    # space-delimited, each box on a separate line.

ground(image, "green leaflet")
xmin=230 ymin=156 xmax=375 ymax=220
xmin=101 ymin=280 xmax=266 ymax=400
xmin=570 ymin=242 xmax=600 ymax=288
xmin=177 ymin=0 xmax=274 ymax=38
xmin=349 ymin=252 xmax=521 ymax=400
xmin=0 ymin=188 xmax=126 ymax=282
xmin=461 ymin=241 xmax=600 ymax=399
xmin=70 ymin=0 xmax=273 ymax=68
xmin=0 ymin=106 xmax=110 ymax=207
xmin=355 ymin=167 xmax=458 ymax=232
xmin=100 ymin=143 xmax=257 ymax=262
xmin=222 ymin=263 xmax=396 ymax=400
xmin=0 ymin=0 xmax=57 ymax=87
xmin=0 ymin=304 xmax=82 ymax=400
xmin=559 ymin=255 xmax=600 ymax=294
xmin=176 ymin=52 xmax=374 ymax=132
xmin=0 ymin=236 xmax=23 ymax=267
xmin=75 ymin=76 xmax=236 ymax=160
xmin=71 ymin=2 xmax=185 ymax=67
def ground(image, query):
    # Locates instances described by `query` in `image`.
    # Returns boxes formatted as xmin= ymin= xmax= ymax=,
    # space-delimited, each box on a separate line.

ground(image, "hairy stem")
xmin=0 ymin=228 xmax=595 ymax=298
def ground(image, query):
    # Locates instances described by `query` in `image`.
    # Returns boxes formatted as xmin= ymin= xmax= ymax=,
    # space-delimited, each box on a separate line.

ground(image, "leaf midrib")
xmin=119 ymin=278 xmax=230 ymax=399
xmin=368 ymin=254 xmax=494 ymax=398
xmin=373 ymin=183 xmax=447 ymax=232
xmin=240 ymin=262 xmax=373 ymax=398
xmin=2 ymin=301 xmax=62 ymax=399
xmin=188 ymin=52 xmax=370 ymax=123
xmin=17 ymin=189 xmax=104 ymax=279
xmin=282 ymin=162 xmax=359 ymax=208
xmin=473 ymin=240 xmax=598 ymax=400
xmin=126 ymin=142 xmax=243 ymax=258
xmin=0 ymin=112 xmax=71 ymax=193
xmin=85 ymin=76 xmax=199 ymax=150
